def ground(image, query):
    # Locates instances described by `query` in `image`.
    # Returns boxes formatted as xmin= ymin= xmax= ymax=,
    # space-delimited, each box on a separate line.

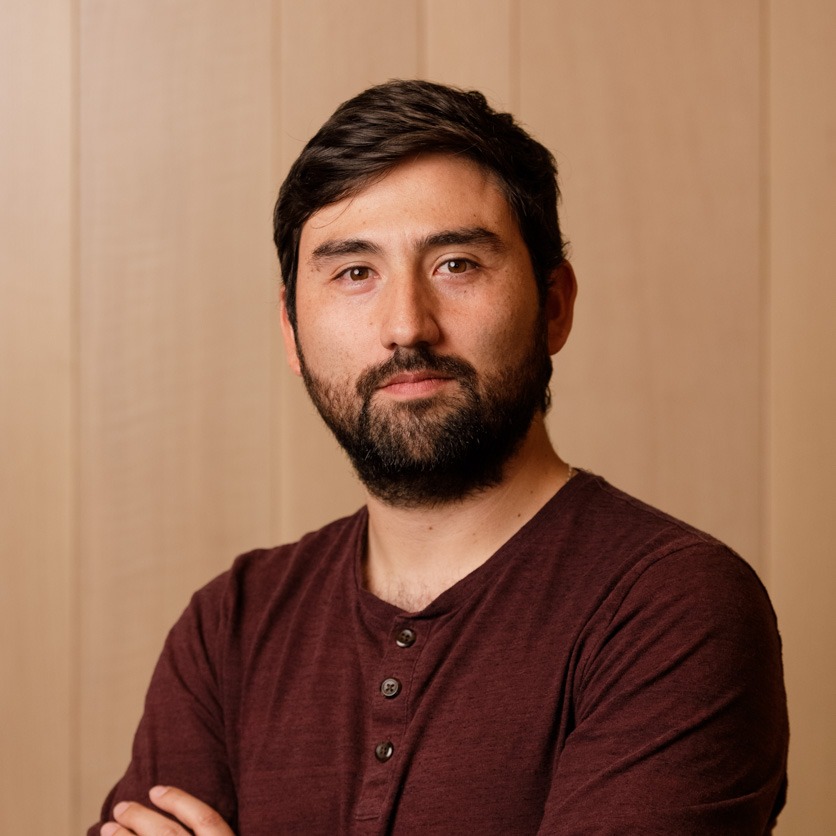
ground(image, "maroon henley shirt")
xmin=91 ymin=471 xmax=788 ymax=834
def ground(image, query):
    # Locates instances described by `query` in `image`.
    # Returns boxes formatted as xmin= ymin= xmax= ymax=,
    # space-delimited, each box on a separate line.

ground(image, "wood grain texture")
xmin=423 ymin=0 xmax=516 ymax=108
xmin=0 ymin=1 xmax=75 ymax=832
xmin=273 ymin=0 xmax=421 ymax=542
xmin=77 ymin=1 xmax=276 ymax=825
xmin=769 ymin=0 xmax=836 ymax=830
xmin=2 ymin=0 xmax=832 ymax=829
xmin=520 ymin=0 xmax=763 ymax=564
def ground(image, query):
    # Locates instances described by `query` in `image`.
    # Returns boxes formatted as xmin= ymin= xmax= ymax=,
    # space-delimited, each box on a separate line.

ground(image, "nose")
xmin=378 ymin=272 xmax=441 ymax=350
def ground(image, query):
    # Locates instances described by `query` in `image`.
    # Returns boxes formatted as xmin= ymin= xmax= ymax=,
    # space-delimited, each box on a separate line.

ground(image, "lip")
xmin=377 ymin=370 xmax=454 ymax=398
xmin=381 ymin=370 xmax=450 ymax=387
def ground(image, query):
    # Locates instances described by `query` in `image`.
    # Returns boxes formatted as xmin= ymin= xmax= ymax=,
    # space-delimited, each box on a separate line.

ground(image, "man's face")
xmin=282 ymin=154 xmax=573 ymax=507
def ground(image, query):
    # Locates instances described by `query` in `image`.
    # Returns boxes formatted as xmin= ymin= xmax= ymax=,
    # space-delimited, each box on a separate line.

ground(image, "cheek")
xmin=466 ymin=295 xmax=540 ymax=364
xmin=295 ymin=319 xmax=366 ymax=388
xmin=297 ymin=290 xmax=398 ymax=385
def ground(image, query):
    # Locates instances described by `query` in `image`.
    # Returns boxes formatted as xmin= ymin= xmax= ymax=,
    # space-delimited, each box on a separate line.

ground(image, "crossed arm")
xmin=95 ymin=541 xmax=788 ymax=833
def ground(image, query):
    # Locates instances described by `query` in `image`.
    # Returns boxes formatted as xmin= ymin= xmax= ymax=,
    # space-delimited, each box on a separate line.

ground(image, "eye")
xmin=438 ymin=258 xmax=476 ymax=275
xmin=337 ymin=265 xmax=372 ymax=282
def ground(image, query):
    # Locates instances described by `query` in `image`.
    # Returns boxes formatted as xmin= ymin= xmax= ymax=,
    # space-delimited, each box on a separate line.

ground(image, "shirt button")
xmin=380 ymin=677 xmax=401 ymax=698
xmin=396 ymin=628 xmax=416 ymax=648
xmin=375 ymin=741 xmax=394 ymax=762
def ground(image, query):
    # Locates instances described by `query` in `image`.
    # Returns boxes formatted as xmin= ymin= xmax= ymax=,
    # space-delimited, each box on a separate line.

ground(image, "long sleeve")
xmin=537 ymin=545 xmax=788 ymax=834
xmin=87 ymin=575 xmax=237 ymax=835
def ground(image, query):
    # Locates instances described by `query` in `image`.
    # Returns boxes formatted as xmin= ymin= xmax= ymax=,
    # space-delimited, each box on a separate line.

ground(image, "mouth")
xmin=377 ymin=370 xmax=455 ymax=399
xmin=356 ymin=346 xmax=477 ymax=403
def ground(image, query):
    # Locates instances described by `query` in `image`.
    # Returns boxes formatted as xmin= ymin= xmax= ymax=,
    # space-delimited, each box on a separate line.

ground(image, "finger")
xmin=100 ymin=823 xmax=133 ymax=836
xmin=111 ymin=799 xmax=188 ymax=835
xmin=147 ymin=785 xmax=234 ymax=835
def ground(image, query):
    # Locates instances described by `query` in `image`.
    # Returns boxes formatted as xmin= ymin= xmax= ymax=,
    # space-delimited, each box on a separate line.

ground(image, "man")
xmin=93 ymin=80 xmax=788 ymax=835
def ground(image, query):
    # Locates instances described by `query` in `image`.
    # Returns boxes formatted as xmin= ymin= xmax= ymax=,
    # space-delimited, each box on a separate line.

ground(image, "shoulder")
xmin=547 ymin=471 xmax=769 ymax=601
xmin=522 ymin=472 xmax=781 ymax=669
xmin=225 ymin=507 xmax=366 ymax=596
xmin=567 ymin=471 xmax=734 ymax=555
xmin=171 ymin=508 xmax=367 ymax=647
xmin=556 ymin=473 xmax=784 ymax=701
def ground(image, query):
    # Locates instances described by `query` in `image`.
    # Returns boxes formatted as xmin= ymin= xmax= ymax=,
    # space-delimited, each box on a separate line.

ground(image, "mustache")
xmin=356 ymin=346 xmax=477 ymax=400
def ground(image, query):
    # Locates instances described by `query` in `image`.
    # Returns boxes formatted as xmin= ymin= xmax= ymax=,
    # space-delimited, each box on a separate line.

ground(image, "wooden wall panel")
xmin=1 ymin=0 xmax=831 ymax=829
xmin=77 ymin=1 xmax=276 ymax=826
xmin=273 ymin=0 xmax=421 ymax=542
xmin=520 ymin=1 xmax=764 ymax=565
xmin=0 ymin=2 xmax=75 ymax=832
xmin=769 ymin=0 xmax=836 ymax=830
xmin=423 ymin=0 xmax=517 ymax=108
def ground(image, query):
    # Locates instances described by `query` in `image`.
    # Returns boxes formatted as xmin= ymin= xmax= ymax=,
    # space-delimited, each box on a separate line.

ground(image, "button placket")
xmin=376 ymin=626 xmax=413 ymax=704
xmin=356 ymin=619 xmax=424 ymax=820
xmin=376 ymin=622 xmax=417 ymax=708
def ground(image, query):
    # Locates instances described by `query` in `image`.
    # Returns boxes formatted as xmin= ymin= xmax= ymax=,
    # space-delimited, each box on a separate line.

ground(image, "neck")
xmin=363 ymin=417 xmax=572 ymax=611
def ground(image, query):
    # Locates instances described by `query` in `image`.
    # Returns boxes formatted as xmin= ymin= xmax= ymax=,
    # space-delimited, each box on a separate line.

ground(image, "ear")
xmin=545 ymin=261 xmax=577 ymax=355
xmin=280 ymin=288 xmax=302 ymax=377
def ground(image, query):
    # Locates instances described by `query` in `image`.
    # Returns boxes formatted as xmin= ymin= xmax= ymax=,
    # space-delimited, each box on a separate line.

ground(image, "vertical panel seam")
xmin=509 ymin=0 xmax=520 ymax=112
xmin=759 ymin=0 xmax=772 ymax=587
xmin=270 ymin=0 xmax=283 ymax=544
xmin=69 ymin=0 xmax=82 ymax=828
xmin=416 ymin=0 xmax=426 ymax=79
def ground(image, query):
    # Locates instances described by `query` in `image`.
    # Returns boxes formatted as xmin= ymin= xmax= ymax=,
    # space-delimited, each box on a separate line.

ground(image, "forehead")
xmin=298 ymin=154 xmax=521 ymax=255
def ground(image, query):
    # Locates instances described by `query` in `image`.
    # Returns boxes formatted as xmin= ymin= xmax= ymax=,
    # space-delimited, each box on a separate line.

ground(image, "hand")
xmin=101 ymin=785 xmax=235 ymax=836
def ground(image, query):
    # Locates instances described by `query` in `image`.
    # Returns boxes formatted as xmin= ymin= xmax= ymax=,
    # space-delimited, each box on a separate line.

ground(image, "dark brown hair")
xmin=274 ymin=79 xmax=567 ymax=328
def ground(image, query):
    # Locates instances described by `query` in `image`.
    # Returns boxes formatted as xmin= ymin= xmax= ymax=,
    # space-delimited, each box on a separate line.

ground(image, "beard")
xmin=297 ymin=323 xmax=553 ymax=509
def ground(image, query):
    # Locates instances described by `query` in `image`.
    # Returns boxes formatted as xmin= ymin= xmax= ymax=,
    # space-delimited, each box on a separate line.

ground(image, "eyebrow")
xmin=307 ymin=226 xmax=507 ymax=267
xmin=308 ymin=238 xmax=382 ymax=266
xmin=418 ymin=226 xmax=507 ymax=253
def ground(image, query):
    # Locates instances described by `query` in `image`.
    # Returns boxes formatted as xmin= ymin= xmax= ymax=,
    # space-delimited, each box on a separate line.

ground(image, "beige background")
xmin=1 ymin=1 xmax=833 ymax=832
